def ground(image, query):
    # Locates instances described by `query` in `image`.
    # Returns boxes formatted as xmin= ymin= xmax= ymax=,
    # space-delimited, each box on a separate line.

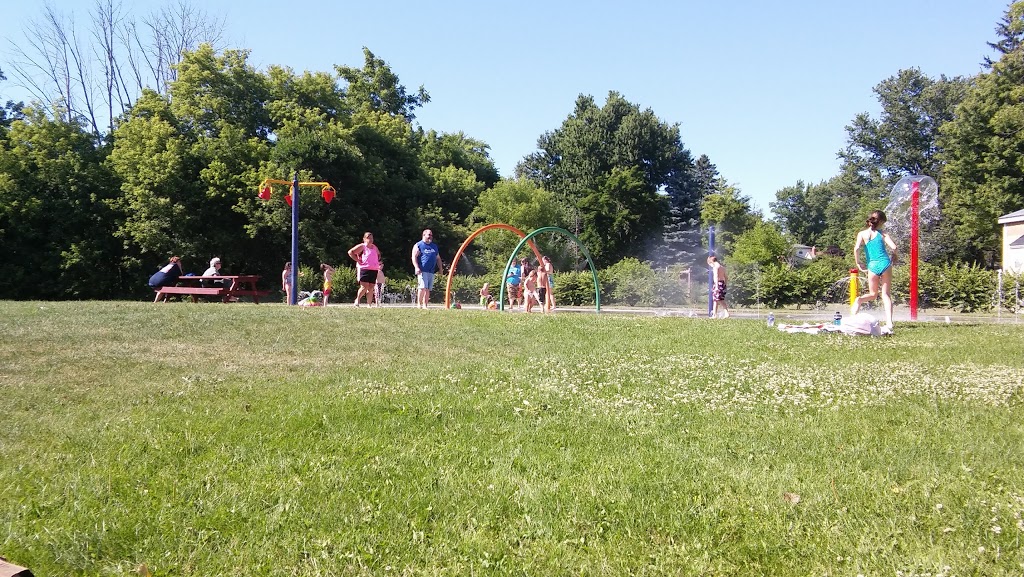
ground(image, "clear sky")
xmin=0 ymin=0 xmax=1010 ymax=214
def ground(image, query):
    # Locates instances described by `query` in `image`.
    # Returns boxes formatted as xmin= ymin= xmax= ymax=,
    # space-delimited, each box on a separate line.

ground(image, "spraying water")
xmin=885 ymin=175 xmax=940 ymax=319
xmin=884 ymin=176 xmax=941 ymax=257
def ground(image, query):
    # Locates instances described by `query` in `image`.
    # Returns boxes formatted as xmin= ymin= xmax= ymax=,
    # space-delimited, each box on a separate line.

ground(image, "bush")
xmin=797 ymin=256 xmax=854 ymax=306
xmin=553 ymin=270 xmax=597 ymax=306
xmin=932 ymin=262 xmax=996 ymax=312
xmin=726 ymin=263 xmax=761 ymax=307
xmin=602 ymin=258 xmax=656 ymax=306
xmin=890 ymin=262 xmax=996 ymax=312
xmin=652 ymin=268 xmax=688 ymax=307
xmin=754 ymin=265 xmax=790 ymax=309
xmin=999 ymin=271 xmax=1024 ymax=312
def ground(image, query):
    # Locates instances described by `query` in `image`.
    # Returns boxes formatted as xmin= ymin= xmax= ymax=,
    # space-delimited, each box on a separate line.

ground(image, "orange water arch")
xmin=444 ymin=223 xmax=544 ymax=308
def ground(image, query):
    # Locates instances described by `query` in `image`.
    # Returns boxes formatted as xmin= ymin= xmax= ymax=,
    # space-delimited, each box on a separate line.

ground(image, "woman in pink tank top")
xmin=347 ymin=232 xmax=381 ymax=306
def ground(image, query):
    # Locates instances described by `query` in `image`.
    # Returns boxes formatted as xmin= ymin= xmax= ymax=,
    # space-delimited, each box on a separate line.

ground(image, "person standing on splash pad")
xmin=852 ymin=210 xmax=898 ymax=334
xmin=348 ymin=232 xmax=381 ymax=307
xmin=411 ymin=229 xmax=444 ymax=309
xmin=707 ymin=255 xmax=729 ymax=318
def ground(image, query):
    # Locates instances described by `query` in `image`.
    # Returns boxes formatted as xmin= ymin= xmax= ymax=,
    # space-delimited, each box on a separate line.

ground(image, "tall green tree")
xmin=107 ymin=90 xmax=198 ymax=262
xmin=517 ymin=91 xmax=697 ymax=267
xmin=111 ymin=44 xmax=274 ymax=275
xmin=941 ymin=12 xmax=1024 ymax=264
xmin=418 ymin=130 xmax=500 ymax=253
xmin=111 ymin=44 xmax=459 ymax=280
xmin=693 ymin=154 xmax=720 ymax=198
xmin=336 ymin=47 xmax=430 ymax=122
xmin=770 ymin=172 xmax=876 ymax=251
xmin=840 ymin=68 xmax=969 ymax=186
xmin=775 ymin=68 xmax=968 ymax=258
xmin=469 ymin=178 xmax=564 ymax=272
xmin=576 ymin=166 xmax=668 ymax=265
xmin=730 ymin=221 xmax=791 ymax=268
xmin=772 ymin=180 xmax=828 ymax=246
xmin=419 ymin=130 xmax=500 ymax=189
xmin=0 ymin=108 xmax=122 ymax=298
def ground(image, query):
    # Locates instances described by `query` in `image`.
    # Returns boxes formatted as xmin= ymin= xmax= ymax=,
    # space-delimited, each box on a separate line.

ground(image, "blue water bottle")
xmin=767 ymin=313 xmax=775 ymax=327
xmin=833 ymin=311 xmax=842 ymax=326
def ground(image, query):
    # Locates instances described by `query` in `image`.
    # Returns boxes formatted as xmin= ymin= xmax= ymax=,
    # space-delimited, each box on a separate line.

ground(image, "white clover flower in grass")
xmin=991 ymin=525 xmax=1002 ymax=534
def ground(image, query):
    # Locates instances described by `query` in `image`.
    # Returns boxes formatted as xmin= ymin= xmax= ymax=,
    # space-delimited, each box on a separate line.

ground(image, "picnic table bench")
xmin=155 ymin=275 xmax=271 ymax=303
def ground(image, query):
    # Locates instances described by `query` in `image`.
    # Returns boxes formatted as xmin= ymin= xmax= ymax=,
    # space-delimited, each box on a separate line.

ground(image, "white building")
xmin=999 ymin=208 xmax=1024 ymax=274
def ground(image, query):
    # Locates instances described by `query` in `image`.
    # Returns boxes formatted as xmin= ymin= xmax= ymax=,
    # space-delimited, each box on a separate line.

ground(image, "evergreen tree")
xmin=984 ymin=1 xmax=1024 ymax=68
xmin=655 ymin=151 xmax=702 ymax=267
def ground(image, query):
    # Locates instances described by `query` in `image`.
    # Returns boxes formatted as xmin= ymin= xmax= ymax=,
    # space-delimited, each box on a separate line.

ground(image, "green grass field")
xmin=1 ymin=302 xmax=1022 ymax=576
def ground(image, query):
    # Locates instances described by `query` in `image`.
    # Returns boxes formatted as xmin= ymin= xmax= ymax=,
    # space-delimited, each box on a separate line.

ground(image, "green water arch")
xmin=499 ymin=226 xmax=601 ymax=313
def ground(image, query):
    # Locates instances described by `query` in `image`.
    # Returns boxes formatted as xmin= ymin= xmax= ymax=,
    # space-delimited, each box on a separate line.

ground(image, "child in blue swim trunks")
xmin=852 ymin=210 xmax=898 ymax=332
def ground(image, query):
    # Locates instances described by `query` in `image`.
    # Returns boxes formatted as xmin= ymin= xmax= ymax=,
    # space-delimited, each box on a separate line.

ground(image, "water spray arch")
xmin=499 ymin=227 xmax=602 ymax=313
xmin=444 ymin=223 xmax=544 ymax=308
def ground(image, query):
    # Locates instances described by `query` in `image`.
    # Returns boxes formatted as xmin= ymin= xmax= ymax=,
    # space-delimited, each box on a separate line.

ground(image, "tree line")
xmin=2 ymin=1 xmax=1023 ymax=301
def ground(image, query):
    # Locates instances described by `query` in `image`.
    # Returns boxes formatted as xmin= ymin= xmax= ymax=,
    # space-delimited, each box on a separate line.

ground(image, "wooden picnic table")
xmin=155 ymin=275 xmax=271 ymax=303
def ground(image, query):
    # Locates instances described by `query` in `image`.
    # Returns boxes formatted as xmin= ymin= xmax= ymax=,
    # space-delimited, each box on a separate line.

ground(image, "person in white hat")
xmin=201 ymin=257 xmax=235 ymax=299
xmin=203 ymin=257 xmax=222 ymax=277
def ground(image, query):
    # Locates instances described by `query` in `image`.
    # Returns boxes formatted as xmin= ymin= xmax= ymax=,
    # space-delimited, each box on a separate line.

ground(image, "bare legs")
xmin=852 ymin=269 xmax=894 ymax=329
xmin=355 ymin=282 xmax=376 ymax=306
xmin=416 ymin=288 xmax=431 ymax=309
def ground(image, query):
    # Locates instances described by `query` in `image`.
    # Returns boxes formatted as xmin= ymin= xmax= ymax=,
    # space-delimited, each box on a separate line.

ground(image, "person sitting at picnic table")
xmin=202 ymin=257 xmax=237 ymax=301
xmin=203 ymin=257 xmax=225 ymax=284
xmin=148 ymin=256 xmax=183 ymax=302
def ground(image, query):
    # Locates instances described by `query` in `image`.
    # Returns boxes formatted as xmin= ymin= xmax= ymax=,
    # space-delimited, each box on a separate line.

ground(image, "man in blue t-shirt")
xmin=506 ymin=258 xmax=523 ymax=310
xmin=411 ymin=229 xmax=445 ymax=309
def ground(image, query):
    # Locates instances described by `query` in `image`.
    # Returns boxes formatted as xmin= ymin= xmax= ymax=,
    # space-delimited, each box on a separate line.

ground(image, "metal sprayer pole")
xmin=998 ymin=269 xmax=1003 ymax=319
xmin=910 ymin=181 xmax=920 ymax=320
xmin=708 ymin=225 xmax=716 ymax=318
xmin=290 ymin=172 xmax=299 ymax=305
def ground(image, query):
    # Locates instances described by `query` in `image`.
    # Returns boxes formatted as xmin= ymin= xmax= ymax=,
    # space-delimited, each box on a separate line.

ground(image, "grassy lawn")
xmin=1 ymin=301 xmax=1022 ymax=576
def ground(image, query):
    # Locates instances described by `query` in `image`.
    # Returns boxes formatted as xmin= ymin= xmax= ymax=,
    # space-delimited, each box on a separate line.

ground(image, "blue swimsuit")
xmin=864 ymin=232 xmax=891 ymax=275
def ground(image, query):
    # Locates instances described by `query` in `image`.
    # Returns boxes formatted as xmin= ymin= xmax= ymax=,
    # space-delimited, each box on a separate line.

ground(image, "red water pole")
xmin=909 ymin=180 xmax=920 ymax=320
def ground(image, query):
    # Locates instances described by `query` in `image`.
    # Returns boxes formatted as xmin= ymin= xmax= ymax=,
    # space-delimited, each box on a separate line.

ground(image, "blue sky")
xmin=0 ymin=0 xmax=1009 ymax=214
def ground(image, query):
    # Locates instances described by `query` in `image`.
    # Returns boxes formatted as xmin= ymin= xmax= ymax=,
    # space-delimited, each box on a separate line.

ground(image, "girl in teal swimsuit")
xmin=852 ymin=210 xmax=898 ymax=333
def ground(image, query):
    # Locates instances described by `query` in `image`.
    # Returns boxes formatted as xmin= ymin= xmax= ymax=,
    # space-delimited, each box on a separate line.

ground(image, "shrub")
xmin=297 ymin=265 xmax=359 ymax=301
xmin=999 ymin=271 xmax=1024 ymax=312
xmin=602 ymin=258 xmax=657 ymax=306
xmin=798 ymin=256 xmax=854 ymax=306
xmin=652 ymin=268 xmax=687 ymax=307
xmin=298 ymin=264 xmax=321 ymax=293
xmin=754 ymin=265 xmax=790 ymax=309
xmin=554 ymin=270 xmax=597 ymax=306
xmin=447 ymin=274 xmax=503 ymax=306
xmin=726 ymin=264 xmax=761 ymax=307
xmin=934 ymin=262 xmax=996 ymax=312
xmin=890 ymin=262 xmax=997 ymax=312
